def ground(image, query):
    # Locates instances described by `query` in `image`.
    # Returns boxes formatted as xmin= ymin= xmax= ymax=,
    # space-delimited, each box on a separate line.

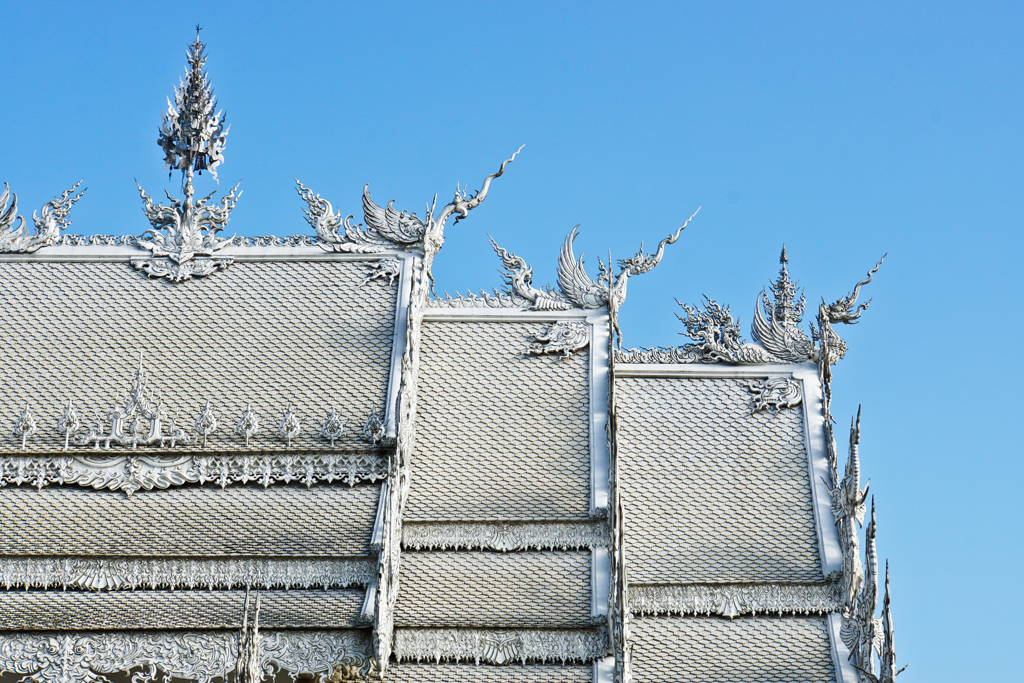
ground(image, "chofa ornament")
xmin=0 ymin=181 xmax=86 ymax=253
xmin=489 ymin=208 xmax=699 ymax=347
xmin=615 ymin=248 xmax=886 ymax=366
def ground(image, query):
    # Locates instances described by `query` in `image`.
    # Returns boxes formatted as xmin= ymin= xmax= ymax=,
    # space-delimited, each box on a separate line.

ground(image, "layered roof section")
xmin=0 ymin=256 xmax=401 ymax=454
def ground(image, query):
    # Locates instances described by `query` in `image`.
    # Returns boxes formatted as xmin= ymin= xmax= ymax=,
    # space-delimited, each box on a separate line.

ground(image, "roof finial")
xmin=780 ymin=244 xmax=788 ymax=265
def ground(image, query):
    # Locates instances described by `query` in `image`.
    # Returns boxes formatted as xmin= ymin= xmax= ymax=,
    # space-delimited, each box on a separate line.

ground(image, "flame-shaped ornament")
xmin=236 ymin=404 xmax=260 ymax=448
xmin=320 ymin=408 xmax=347 ymax=448
xmin=278 ymin=406 xmax=301 ymax=447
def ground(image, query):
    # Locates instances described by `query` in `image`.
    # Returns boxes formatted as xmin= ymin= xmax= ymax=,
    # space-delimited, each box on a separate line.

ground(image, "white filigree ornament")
xmin=12 ymin=404 xmax=37 ymax=450
xmin=56 ymin=399 xmax=80 ymax=451
xmin=277 ymin=406 xmax=301 ymax=447
xmin=0 ymin=630 xmax=370 ymax=683
xmin=360 ymin=259 xmax=401 ymax=287
xmin=320 ymin=408 xmax=347 ymax=448
xmin=744 ymin=377 xmax=803 ymax=415
xmin=72 ymin=361 xmax=197 ymax=450
xmin=528 ymin=321 xmax=589 ymax=357
xmin=236 ymin=404 xmax=260 ymax=448
xmin=195 ymin=400 xmax=218 ymax=447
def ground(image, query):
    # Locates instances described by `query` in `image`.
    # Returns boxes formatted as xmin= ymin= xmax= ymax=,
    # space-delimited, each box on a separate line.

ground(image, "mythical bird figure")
xmin=491 ymin=209 xmax=699 ymax=347
xmin=751 ymin=246 xmax=816 ymax=362
xmin=0 ymin=181 xmax=86 ymax=253
xmin=295 ymin=182 xmax=428 ymax=253
xmin=298 ymin=148 xmax=523 ymax=272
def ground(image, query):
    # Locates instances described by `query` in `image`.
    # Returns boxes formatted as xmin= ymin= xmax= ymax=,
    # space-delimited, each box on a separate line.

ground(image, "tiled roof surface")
xmin=631 ymin=615 xmax=836 ymax=683
xmin=0 ymin=588 xmax=366 ymax=630
xmin=0 ymin=260 xmax=396 ymax=452
xmin=616 ymin=377 xmax=822 ymax=583
xmin=394 ymin=551 xmax=593 ymax=628
xmin=0 ymin=483 xmax=379 ymax=556
xmin=408 ymin=321 xmax=591 ymax=520
xmin=385 ymin=664 xmax=592 ymax=682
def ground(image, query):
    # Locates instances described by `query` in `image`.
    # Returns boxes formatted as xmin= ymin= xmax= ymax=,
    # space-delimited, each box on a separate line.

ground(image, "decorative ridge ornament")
xmin=195 ymin=400 xmax=218 ymax=447
xmin=751 ymin=246 xmax=815 ymax=362
xmin=296 ymin=146 xmax=523 ymax=275
xmin=489 ymin=207 xmax=699 ymax=347
xmin=615 ymin=249 xmax=886 ymax=367
xmin=12 ymin=405 xmax=37 ymax=450
xmin=134 ymin=28 xmax=239 ymax=282
xmin=158 ymin=26 xmax=229 ymax=182
xmin=56 ymin=400 xmax=80 ymax=451
xmin=320 ymin=408 xmax=347 ymax=448
xmin=236 ymin=404 xmax=260 ymax=448
xmin=72 ymin=359 xmax=197 ymax=450
xmin=0 ymin=181 xmax=87 ymax=253
xmin=744 ymin=377 xmax=803 ymax=415
xmin=528 ymin=321 xmax=590 ymax=357
xmin=296 ymin=182 xmax=428 ymax=254
xmin=277 ymin=406 xmax=301 ymax=447
xmin=0 ymin=451 xmax=387 ymax=494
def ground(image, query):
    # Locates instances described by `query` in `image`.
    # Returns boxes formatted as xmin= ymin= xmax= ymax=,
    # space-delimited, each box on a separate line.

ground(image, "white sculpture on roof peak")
xmin=133 ymin=26 xmax=239 ymax=282
xmin=0 ymin=181 xmax=86 ymax=253
xmin=487 ymin=208 xmax=699 ymax=347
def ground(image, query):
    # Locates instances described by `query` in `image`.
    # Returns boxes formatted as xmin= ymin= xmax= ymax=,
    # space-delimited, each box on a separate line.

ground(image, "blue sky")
xmin=4 ymin=2 xmax=1022 ymax=679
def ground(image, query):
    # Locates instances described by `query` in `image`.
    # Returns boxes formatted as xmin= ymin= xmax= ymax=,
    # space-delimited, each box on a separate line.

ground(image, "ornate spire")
xmin=135 ymin=28 xmax=238 ymax=282
xmin=751 ymin=245 xmax=814 ymax=361
xmin=158 ymin=25 xmax=229 ymax=183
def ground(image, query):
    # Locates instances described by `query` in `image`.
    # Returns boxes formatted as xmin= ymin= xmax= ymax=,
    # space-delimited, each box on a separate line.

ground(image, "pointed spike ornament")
xmin=135 ymin=28 xmax=237 ymax=282
xmin=277 ymin=406 xmax=301 ymax=447
xmin=236 ymin=404 xmax=259 ymax=448
xmin=56 ymin=399 xmax=81 ymax=451
xmin=195 ymin=400 xmax=218 ymax=447
xmin=13 ymin=404 xmax=38 ymax=450
xmin=877 ymin=562 xmax=909 ymax=682
xmin=750 ymin=245 xmax=814 ymax=361
xmin=158 ymin=26 xmax=229 ymax=183
xmin=828 ymin=408 xmax=870 ymax=613
xmin=319 ymin=407 xmax=347 ymax=448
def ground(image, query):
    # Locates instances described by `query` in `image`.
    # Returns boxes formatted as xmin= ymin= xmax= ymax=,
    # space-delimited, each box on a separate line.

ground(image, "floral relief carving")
xmin=0 ymin=630 xmax=370 ymax=683
xmin=0 ymin=452 xmax=387 ymax=495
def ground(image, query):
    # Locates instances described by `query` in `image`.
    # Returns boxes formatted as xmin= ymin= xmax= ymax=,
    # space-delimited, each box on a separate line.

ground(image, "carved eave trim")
xmin=393 ymin=628 xmax=609 ymax=666
xmin=0 ymin=556 xmax=375 ymax=591
xmin=384 ymin=255 xmax=416 ymax=439
xmin=0 ymin=630 xmax=371 ymax=683
xmin=629 ymin=581 xmax=843 ymax=618
xmin=0 ymin=451 xmax=388 ymax=494
xmin=402 ymin=520 xmax=610 ymax=552
xmin=797 ymin=364 xmax=845 ymax=577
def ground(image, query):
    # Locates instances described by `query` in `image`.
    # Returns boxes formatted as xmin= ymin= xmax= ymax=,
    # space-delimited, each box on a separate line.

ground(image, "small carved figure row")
xmin=10 ymin=401 xmax=391 ymax=451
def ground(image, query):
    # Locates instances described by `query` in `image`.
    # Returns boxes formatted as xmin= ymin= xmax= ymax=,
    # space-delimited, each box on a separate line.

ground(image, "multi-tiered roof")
xmin=0 ymin=31 xmax=904 ymax=683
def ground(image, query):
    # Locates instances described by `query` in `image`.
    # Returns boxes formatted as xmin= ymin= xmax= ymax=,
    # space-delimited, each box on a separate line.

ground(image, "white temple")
xmin=0 ymin=30 xmax=905 ymax=683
